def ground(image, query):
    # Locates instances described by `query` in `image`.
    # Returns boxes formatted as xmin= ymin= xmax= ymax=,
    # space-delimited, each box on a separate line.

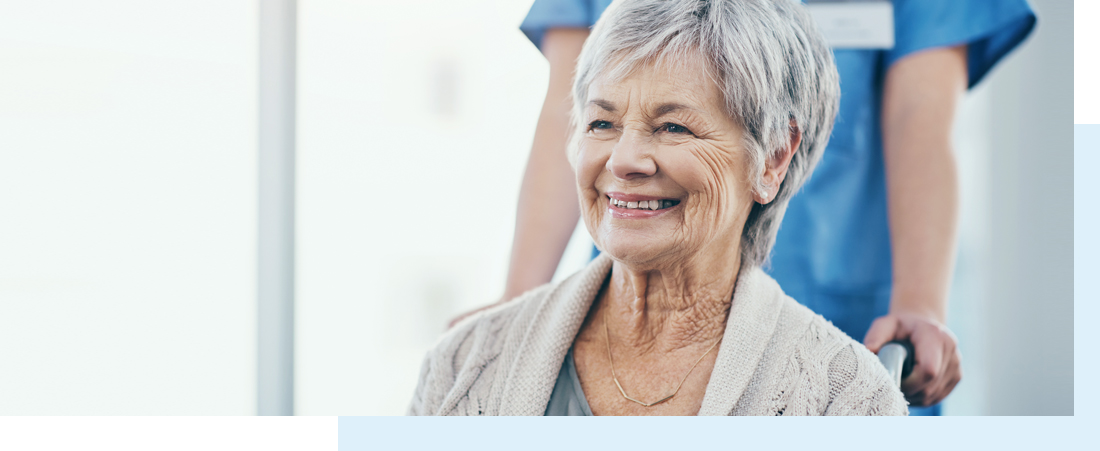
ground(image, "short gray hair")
xmin=571 ymin=0 xmax=840 ymax=268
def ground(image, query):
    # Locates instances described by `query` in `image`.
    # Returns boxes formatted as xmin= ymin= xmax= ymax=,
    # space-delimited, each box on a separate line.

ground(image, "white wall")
xmin=0 ymin=1 xmax=257 ymax=414
xmin=984 ymin=0 xmax=1074 ymax=415
xmin=295 ymin=0 xmax=547 ymax=415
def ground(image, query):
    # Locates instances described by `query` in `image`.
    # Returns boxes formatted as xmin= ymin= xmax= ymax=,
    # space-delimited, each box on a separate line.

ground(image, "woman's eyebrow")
xmin=589 ymin=99 xmax=617 ymax=112
xmin=587 ymin=100 xmax=698 ymax=117
xmin=653 ymin=102 xmax=695 ymax=117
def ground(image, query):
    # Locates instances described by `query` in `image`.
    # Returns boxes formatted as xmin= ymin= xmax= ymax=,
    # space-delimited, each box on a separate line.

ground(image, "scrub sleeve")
xmin=520 ymin=0 xmax=1036 ymax=416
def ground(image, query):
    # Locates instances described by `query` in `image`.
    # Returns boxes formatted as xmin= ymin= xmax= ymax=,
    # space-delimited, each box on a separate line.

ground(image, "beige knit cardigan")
xmin=408 ymin=254 xmax=908 ymax=416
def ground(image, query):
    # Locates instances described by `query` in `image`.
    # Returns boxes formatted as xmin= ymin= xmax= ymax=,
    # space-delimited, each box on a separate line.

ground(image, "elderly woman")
xmin=409 ymin=0 xmax=907 ymax=416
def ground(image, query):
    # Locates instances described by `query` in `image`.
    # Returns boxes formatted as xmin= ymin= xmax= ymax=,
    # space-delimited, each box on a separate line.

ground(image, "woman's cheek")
xmin=576 ymin=143 xmax=606 ymax=231
xmin=680 ymin=150 xmax=735 ymax=242
xmin=576 ymin=142 xmax=602 ymax=182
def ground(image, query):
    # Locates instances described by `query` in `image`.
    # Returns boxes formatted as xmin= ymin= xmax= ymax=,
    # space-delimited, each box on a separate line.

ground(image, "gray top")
xmin=544 ymin=347 xmax=593 ymax=416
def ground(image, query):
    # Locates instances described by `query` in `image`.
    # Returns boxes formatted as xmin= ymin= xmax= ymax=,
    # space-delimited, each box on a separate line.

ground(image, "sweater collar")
xmin=496 ymin=254 xmax=784 ymax=416
xmin=697 ymin=264 xmax=785 ymax=415
xmin=497 ymin=253 xmax=614 ymax=415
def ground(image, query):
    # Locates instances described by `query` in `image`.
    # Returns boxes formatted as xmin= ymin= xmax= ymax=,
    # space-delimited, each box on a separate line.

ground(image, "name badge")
xmin=805 ymin=0 xmax=895 ymax=49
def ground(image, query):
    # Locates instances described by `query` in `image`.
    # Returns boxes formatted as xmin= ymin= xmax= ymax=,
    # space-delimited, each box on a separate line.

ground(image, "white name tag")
xmin=805 ymin=0 xmax=895 ymax=49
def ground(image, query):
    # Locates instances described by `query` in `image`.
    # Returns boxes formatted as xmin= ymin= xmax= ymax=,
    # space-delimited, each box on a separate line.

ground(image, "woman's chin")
xmin=598 ymin=240 xmax=674 ymax=267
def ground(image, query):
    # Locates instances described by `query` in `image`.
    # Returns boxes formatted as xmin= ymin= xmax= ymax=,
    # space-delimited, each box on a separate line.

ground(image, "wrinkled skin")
xmin=570 ymin=53 xmax=798 ymax=415
xmin=576 ymin=57 xmax=757 ymax=275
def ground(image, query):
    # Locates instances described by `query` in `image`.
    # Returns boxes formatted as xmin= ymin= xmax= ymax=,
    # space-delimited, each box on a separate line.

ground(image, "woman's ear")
xmin=755 ymin=119 xmax=801 ymax=204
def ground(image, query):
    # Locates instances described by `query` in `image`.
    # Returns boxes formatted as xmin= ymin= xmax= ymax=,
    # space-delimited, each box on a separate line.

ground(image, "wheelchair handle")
xmin=876 ymin=340 xmax=915 ymax=388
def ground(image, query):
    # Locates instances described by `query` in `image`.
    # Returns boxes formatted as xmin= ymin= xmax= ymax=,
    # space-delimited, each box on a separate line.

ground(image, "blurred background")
xmin=0 ymin=0 xmax=1072 ymax=415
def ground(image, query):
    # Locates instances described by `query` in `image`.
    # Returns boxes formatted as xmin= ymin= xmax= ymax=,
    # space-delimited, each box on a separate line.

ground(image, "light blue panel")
xmin=339 ymin=416 xmax=1090 ymax=450
xmin=1074 ymin=124 xmax=1098 ymax=417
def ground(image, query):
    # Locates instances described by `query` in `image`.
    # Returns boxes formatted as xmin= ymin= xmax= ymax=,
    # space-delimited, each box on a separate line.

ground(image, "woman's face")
xmin=577 ymin=54 xmax=756 ymax=269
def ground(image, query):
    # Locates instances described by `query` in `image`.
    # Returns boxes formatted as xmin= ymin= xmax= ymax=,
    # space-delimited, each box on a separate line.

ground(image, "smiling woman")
xmin=578 ymin=53 xmax=758 ymax=269
xmin=408 ymin=0 xmax=907 ymax=416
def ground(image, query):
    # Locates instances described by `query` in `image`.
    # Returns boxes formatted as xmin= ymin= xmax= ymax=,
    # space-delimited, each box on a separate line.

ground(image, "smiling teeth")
xmin=611 ymin=198 xmax=670 ymax=210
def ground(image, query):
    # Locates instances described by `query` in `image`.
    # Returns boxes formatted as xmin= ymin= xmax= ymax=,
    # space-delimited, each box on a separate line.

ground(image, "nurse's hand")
xmin=864 ymin=313 xmax=962 ymax=407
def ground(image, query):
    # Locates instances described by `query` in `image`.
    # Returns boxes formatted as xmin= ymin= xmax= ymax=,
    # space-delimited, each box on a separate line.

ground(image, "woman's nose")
xmin=607 ymin=132 xmax=657 ymax=180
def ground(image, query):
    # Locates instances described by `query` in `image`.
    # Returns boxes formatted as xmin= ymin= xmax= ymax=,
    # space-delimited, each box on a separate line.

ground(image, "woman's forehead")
xmin=586 ymin=57 xmax=724 ymax=115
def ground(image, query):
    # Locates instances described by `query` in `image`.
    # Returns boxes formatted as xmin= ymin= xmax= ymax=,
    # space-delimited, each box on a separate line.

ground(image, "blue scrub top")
xmin=520 ymin=0 xmax=1035 ymax=415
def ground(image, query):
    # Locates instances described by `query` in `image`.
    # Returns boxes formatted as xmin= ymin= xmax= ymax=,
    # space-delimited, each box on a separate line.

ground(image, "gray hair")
xmin=570 ymin=0 xmax=840 ymax=268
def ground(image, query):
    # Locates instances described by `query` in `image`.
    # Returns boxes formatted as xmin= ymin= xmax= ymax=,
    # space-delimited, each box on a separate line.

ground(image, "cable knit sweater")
xmin=408 ymin=254 xmax=908 ymax=416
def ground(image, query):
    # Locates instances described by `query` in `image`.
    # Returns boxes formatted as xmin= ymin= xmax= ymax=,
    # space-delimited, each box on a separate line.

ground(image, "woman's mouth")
xmin=608 ymin=197 xmax=680 ymax=210
xmin=606 ymin=193 xmax=681 ymax=219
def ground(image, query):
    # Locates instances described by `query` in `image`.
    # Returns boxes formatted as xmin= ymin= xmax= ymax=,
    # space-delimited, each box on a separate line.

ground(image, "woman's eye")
xmin=660 ymin=122 xmax=692 ymax=134
xmin=589 ymin=120 xmax=613 ymax=131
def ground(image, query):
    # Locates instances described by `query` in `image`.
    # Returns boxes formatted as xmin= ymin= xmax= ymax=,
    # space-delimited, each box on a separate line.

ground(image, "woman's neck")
xmin=599 ymin=252 xmax=742 ymax=353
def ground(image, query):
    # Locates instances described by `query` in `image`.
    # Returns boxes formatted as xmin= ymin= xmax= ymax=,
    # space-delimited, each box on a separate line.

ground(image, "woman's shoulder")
xmin=440 ymin=254 xmax=614 ymax=357
xmin=409 ymin=256 xmax=612 ymax=415
xmin=407 ymin=283 xmax=558 ymax=415
xmin=429 ymin=282 xmax=558 ymax=373
xmin=774 ymin=295 xmax=863 ymax=352
xmin=774 ymin=296 xmax=908 ymax=415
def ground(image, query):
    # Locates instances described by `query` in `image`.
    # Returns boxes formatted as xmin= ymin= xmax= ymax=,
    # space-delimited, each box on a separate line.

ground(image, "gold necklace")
xmin=603 ymin=311 xmax=723 ymax=407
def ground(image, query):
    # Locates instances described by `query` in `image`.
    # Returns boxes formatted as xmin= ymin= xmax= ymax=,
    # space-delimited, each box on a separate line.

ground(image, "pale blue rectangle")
xmin=338 ymin=416 xmax=1086 ymax=450
xmin=1074 ymin=124 xmax=1096 ymax=417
